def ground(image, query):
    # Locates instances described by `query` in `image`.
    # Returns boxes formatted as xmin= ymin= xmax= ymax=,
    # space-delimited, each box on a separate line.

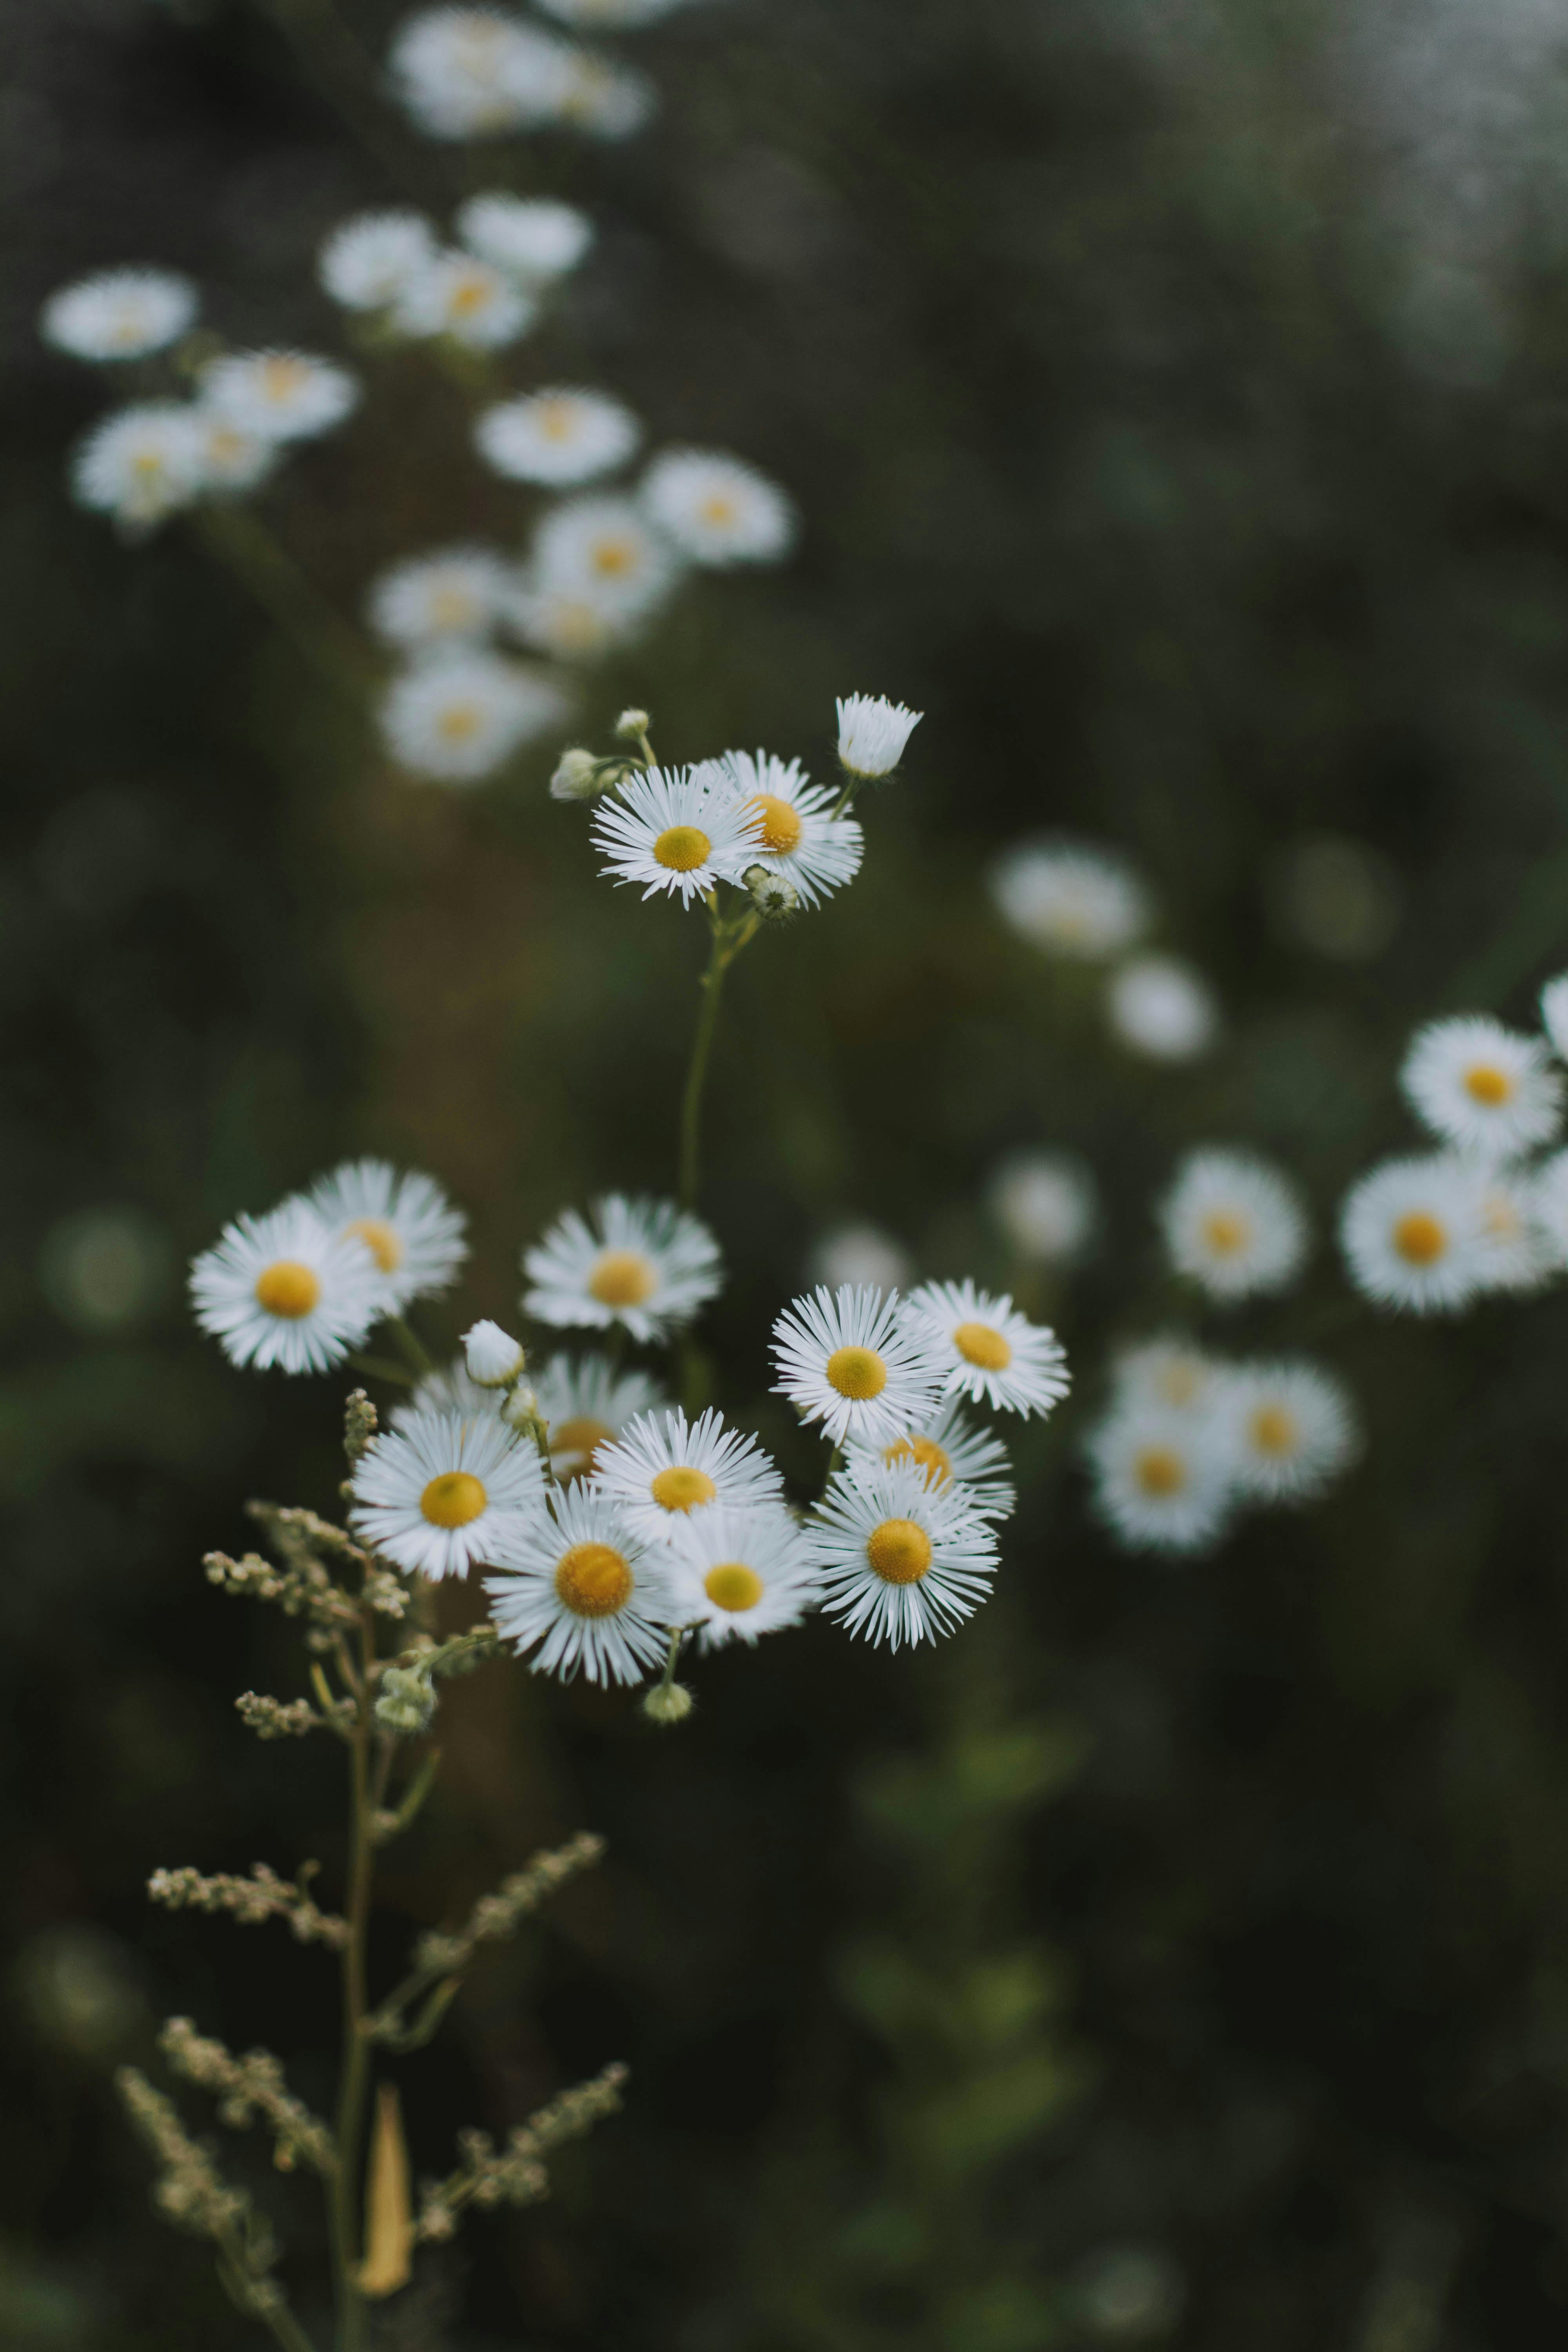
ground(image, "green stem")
xmin=330 ymin=1611 xmax=377 ymax=2351
xmin=679 ymin=924 xmax=730 ymax=1210
xmin=192 ymin=501 xmax=375 ymax=709
xmin=388 ymin=1316 xmax=433 ymax=1375
xmin=346 ymin=1350 xmax=416 ymax=1388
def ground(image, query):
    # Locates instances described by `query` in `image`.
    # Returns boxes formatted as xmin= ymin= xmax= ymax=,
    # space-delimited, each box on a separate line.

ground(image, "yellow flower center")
xmin=260 ymin=356 xmax=309 ymax=401
xmin=883 ymin=1434 xmax=953 ymax=1486
xmin=345 ymin=1216 xmax=403 ymax=1274
xmin=866 ymin=1517 xmax=933 ymax=1584
xmin=554 ymin=1541 xmax=633 ymax=1617
xmin=536 ymin=399 xmax=577 ymax=441
xmin=1134 ymin=1445 xmax=1185 ymax=1497
xmin=1156 ymin=1361 xmax=1203 ymax=1407
xmin=826 ymin=1345 xmax=887 ymax=1400
xmin=1393 ymin=1210 xmax=1446 ymax=1266
xmin=544 ymin=599 xmax=608 ymax=654
xmin=420 ymin=1471 xmax=487 ymax=1528
xmin=448 ymin=275 xmax=491 ymax=317
xmin=1201 ymin=1210 xmax=1249 ymax=1256
xmin=653 ymin=825 xmax=711 ymax=873
xmin=953 ymin=1321 xmax=1012 ymax=1371
xmin=700 ymin=494 xmax=737 ymax=527
xmin=253 ymin=1260 xmax=320 ymax=1319
xmin=1463 ymin=1062 xmax=1512 ymax=1106
xmin=429 ymin=586 xmax=477 ymax=629
xmin=744 ymin=793 xmax=802 ymax=854
xmin=1250 ymin=1406 xmax=1296 ymax=1456
xmin=437 ymin=701 xmax=481 ymax=742
xmin=552 ymin=1415 xmax=613 ymax=1478
xmin=704 ymin=1563 xmax=764 ymax=1612
xmin=650 ymin=1465 xmax=717 ymax=1514
xmin=592 ymin=536 xmax=636 ymax=577
xmin=587 ymin=1250 xmax=657 ymax=1307
xmin=132 ymin=450 xmax=167 ymax=479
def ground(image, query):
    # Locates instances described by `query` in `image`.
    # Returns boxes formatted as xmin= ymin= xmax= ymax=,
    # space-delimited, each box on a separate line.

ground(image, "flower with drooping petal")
xmin=663 ymin=1505 xmax=822 ymax=1646
xmin=456 ymin=193 xmax=593 ymax=283
xmin=200 ymin=351 xmax=360 ymax=443
xmin=716 ymin=750 xmax=862 ymax=910
xmin=990 ymin=840 xmax=1149 ymax=960
xmin=379 ymin=653 xmax=570 ymax=783
xmin=368 ymin=548 xmax=514 ymax=651
xmin=806 ymin=1457 xmax=998 ymax=1649
xmin=1160 ymin=1149 xmax=1308 ymax=1302
xmin=591 ymin=764 xmax=763 ymax=906
xmin=1400 ymin=1014 xmax=1563 ymax=1160
xmin=899 ymin=1279 xmax=1069 ymax=1418
xmin=1339 ymin=1154 xmax=1487 ymax=1314
xmin=532 ymin=1354 xmax=667 ymax=1480
xmin=485 ymin=1485 xmax=673 ymax=1684
xmin=591 ymin=1407 xmax=783 ymax=1548
xmin=308 ymin=1159 xmax=468 ymax=1309
xmin=42 ymin=267 xmax=197 ymax=362
xmin=318 ymin=211 xmax=439 ymax=311
xmin=523 ymin=1195 xmax=721 ymax=1341
xmin=190 ymin=1201 xmax=385 ymax=1375
xmin=350 ymin=1407 xmax=547 ymax=1579
xmin=476 ymin=388 xmax=639 ymax=486
xmin=835 ymin=694 xmax=921 ymax=780
xmin=770 ymin=1284 xmax=946 ymax=1450
xmin=641 ymin=449 xmax=795 ymax=565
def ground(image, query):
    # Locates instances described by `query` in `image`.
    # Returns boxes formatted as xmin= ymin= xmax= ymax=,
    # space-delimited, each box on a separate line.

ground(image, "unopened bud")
xmin=744 ymin=864 xmax=799 ymax=921
xmin=549 ymin=747 xmax=602 ymax=803
xmin=500 ymin=1383 xmax=541 ymax=1431
xmin=375 ymin=1666 xmax=436 ymax=1737
xmin=614 ymin=708 xmax=650 ymax=739
xmin=642 ymin=1682 xmax=695 ymax=1727
xmin=462 ymin=1321 xmax=526 ymax=1388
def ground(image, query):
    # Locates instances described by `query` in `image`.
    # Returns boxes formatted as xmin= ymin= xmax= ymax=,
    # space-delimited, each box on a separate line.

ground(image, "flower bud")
xmin=375 ymin=1666 xmax=436 ymax=1737
xmin=462 ymin=1320 xmax=526 ymax=1388
xmin=744 ymin=864 xmax=799 ymax=921
xmin=614 ymin=707 xmax=651 ymax=739
xmin=549 ymin=747 xmax=602 ymax=803
xmin=642 ymin=1682 xmax=695 ymax=1727
xmin=500 ymin=1383 xmax=541 ymax=1432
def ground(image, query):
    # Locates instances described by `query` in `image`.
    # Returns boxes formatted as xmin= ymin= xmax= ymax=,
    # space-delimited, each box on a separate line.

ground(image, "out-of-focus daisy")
xmin=554 ymin=49 xmax=655 ymax=137
xmin=1107 ymin=955 xmax=1218 ymax=1062
xmin=591 ymin=764 xmax=762 ymax=906
xmin=592 ymin=1406 xmax=784 ymax=1547
xmin=1339 ymin=1154 xmax=1486 ymax=1314
xmin=307 ymin=1159 xmax=467 ymax=1308
xmin=987 ymin=1150 xmax=1096 ymax=1264
xmin=532 ymin=1355 xmax=666 ymax=1480
xmin=1221 ymin=1362 xmax=1359 ymax=1505
xmin=388 ymin=8 xmax=574 ymax=138
xmin=191 ymin=412 xmax=281 ymax=497
xmin=1087 ymin=1408 xmax=1236 ymax=1554
xmin=850 ymin=1398 xmax=1017 ymax=1523
xmin=1539 ymin=973 xmax=1568 ymax=1063
xmin=350 ymin=1407 xmax=546 ymax=1579
xmin=379 ymin=653 xmax=569 ymax=783
xmin=395 ymin=250 xmax=535 ymax=349
xmin=771 ymin=1284 xmax=946 ymax=1450
xmin=1160 ymin=1149 xmax=1308 ymax=1301
xmin=1473 ymin=1168 xmax=1553 ymax=1294
xmin=523 ymin=1194 xmax=721 ymax=1341
xmin=641 ymin=449 xmax=795 ymax=566
xmin=318 ymin=211 xmax=438 ymax=312
xmin=484 ymin=1485 xmax=672 ymax=1684
xmin=190 ymin=1200 xmax=383 ymax=1375
xmin=716 ymin=750 xmax=862 ymax=909
xmin=836 ymin=694 xmax=922 ymax=780
xmin=990 ymin=840 xmax=1149 ymax=960
xmin=456 ymin=193 xmax=593 ymax=283
xmin=532 ymin=494 xmax=680 ymax=619
xmin=1110 ymin=1336 xmax=1223 ymax=1419
xmin=663 ymin=1505 xmax=822 ymax=1646
xmin=899 ymin=1279 xmax=1069 ymax=1418
xmin=808 ymin=1458 xmax=998 ymax=1649
xmin=476 ymin=389 xmax=639 ymax=486
xmin=391 ymin=1357 xmax=498 ymax=1431
xmin=806 ymin=1221 xmax=911 ymax=1296
xmin=1399 ymin=1015 xmax=1563 ymax=1160
xmin=368 ymin=548 xmax=513 ymax=650
xmin=71 ymin=404 xmax=204 ymax=529
xmin=200 ymin=351 xmax=359 ymax=443
xmin=41 ymin=267 xmax=197 ymax=362
xmin=507 ymin=584 xmax=637 ymax=661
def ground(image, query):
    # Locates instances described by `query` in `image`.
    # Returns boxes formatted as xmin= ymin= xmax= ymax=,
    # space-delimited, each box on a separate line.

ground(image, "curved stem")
xmin=679 ymin=925 xmax=730 ymax=1210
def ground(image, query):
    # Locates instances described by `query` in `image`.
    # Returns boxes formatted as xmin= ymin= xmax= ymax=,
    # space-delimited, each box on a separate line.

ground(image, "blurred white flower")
xmin=1473 ymin=1167 xmax=1554 ymax=1293
xmin=1110 ymin=1336 xmax=1225 ymax=1420
xmin=200 ymin=350 xmax=359 ymax=443
xmin=191 ymin=412 xmax=282 ymax=497
xmin=508 ymin=583 xmax=640 ymax=661
xmin=1087 ymin=1406 xmax=1236 ymax=1554
xmin=1221 ymin=1361 xmax=1359 ymax=1504
xmin=388 ymin=8 xmax=577 ymax=139
xmin=1339 ymin=1154 xmax=1487 ymax=1314
xmin=394 ymin=250 xmax=535 ymax=348
xmin=318 ymin=210 xmax=438 ymax=311
xmin=71 ymin=403 xmax=205 ymax=528
xmin=986 ymin=1150 xmax=1096 ymax=1263
xmin=1540 ymin=971 xmax=1568 ymax=1062
xmin=641 ymin=448 xmax=796 ymax=564
xmin=368 ymin=548 xmax=514 ymax=650
xmin=1107 ymin=955 xmax=1218 ymax=1061
xmin=456 ymin=192 xmax=593 ymax=283
xmin=990 ymin=838 xmax=1149 ymax=960
xmin=1160 ymin=1148 xmax=1308 ymax=1301
xmin=531 ymin=1354 xmax=667 ymax=1480
xmin=476 ymin=388 xmax=639 ymax=485
xmin=806 ymin=1220 xmax=911 ymax=1296
xmin=835 ymin=693 xmax=922 ymax=779
xmin=379 ymin=653 xmax=569 ymax=782
xmin=554 ymin=49 xmax=657 ymax=137
xmin=1400 ymin=1014 xmax=1563 ymax=1160
xmin=532 ymin=493 xmax=681 ymax=621
xmin=41 ymin=267 xmax=197 ymax=361
xmin=308 ymin=1159 xmax=468 ymax=1308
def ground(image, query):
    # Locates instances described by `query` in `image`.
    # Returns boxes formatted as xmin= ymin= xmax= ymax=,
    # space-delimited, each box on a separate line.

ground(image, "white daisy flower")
xmin=532 ymin=494 xmax=681 ymax=618
xmin=379 ymin=653 xmax=570 ymax=783
xmin=554 ymin=50 xmax=656 ymax=138
xmin=1107 ymin=955 xmax=1218 ymax=1062
xmin=484 ymin=1485 xmax=673 ymax=1684
xmin=71 ymin=403 xmax=205 ymax=529
xmin=1220 ymin=1362 xmax=1359 ymax=1505
xmin=1109 ymin=1336 xmax=1225 ymax=1420
xmin=456 ymin=193 xmax=593 ymax=284
xmin=1473 ymin=1168 xmax=1554 ymax=1294
xmin=191 ymin=412 xmax=282 ymax=497
xmin=989 ymin=839 xmax=1149 ymax=960
xmin=367 ymin=548 xmax=514 ymax=650
xmin=388 ymin=8 xmax=575 ymax=139
xmin=592 ymin=1407 xmax=784 ymax=1547
xmin=771 ymin=1284 xmax=946 ymax=1450
xmin=898 ymin=1279 xmax=1069 ymax=1418
xmin=391 ymin=1357 xmax=499 ymax=1430
xmin=849 ymin=1398 xmax=1017 ymax=1523
xmin=1539 ymin=973 xmax=1568 ymax=1062
xmin=41 ymin=267 xmax=197 ymax=363
xmin=715 ymin=750 xmax=862 ymax=909
xmin=350 ymin=1408 xmax=546 ymax=1579
xmin=1399 ymin=1014 xmax=1563 ymax=1160
xmin=1087 ymin=1407 xmax=1237 ymax=1554
xmin=590 ymin=764 xmax=763 ymax=906
xmin=523 ymin=1194 xmax=722 ymax=1341
xmin=835 ymin=694 xmax=922 ymax=780
xmin=807 ymin=1457 xmax=999 ymax=1649
xmin=1339 ymin=1154 xmax=1487 ymax=1314
xmin=532 ymin=1354 xmax=667 ymax=1481
xmin=189 ymin=1200 xmax=384 ymax=1375
xmin=307 ymin=1159 xmax=467 ymax=1308
xmin=662 ymin=1505 xmax=822 ymax=1646
xmin=476 ymin=389 xmax=639 ymax=487
xmin=1160 ymin=1149 xmax=1308 ymax=1301
xmin=394 ymin=249 xmax=535 ymax=349
xmin=641 ymin=449 xmax=795 ymax=566
xmin=506 ymin=583 xmax=639 ymax=662
xmin=806 ymin=1221 xmax=911 ymax=1297
xmin=987 ymin=1150 xmax=1096 ymax=1265
xmin=318 ymin=210 xmax=438 ymax=311
xmin=200 ymin=351 xmax=359 ymax=443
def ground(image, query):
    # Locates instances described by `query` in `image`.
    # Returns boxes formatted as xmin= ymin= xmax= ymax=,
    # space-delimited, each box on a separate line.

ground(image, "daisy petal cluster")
xmin=484 ymin=1486 xmax=672 ymax=1684
xmin=662 ymin=1506 xmax=822 ymax=1646
xmin=847 ymin=1398 xmax=1017 ymax=1524
xmin=591 ymin=765 xmax=764 ymax=905
xmin=987 ymin=1149 xmax=1097 ymax=1265
xmin=368 ymin=549 xmax=516 ymax=652
xmin=714 ymin=750 xmax=862 ymax=909
xmin=379 ymin=653 xmax=570 ymax=783
xmin=641 ymin=450 xmax=797 ymax=566
xmin=836 ymin=695 xmax=922 ymax=781
xmin=990 ymin=838 xmax=1149 ymax=961
xmin=1400 ymin=1015 xmax=1562 ymax=1159
xmin=1159 ymin=1149 xmax=1309 ymax=1301
xmin=42 ymin=267 xmax=198 ymax=362
xmin=308 ymin=1159 xmax=469 ymax=1307
xmin=898 ymin=1280 xmax=1070 ymax=1418
xmin=349 ymin=1408 xmax=546 ymax=1579
xmin=532 ymin=1356 xmax=667 ymax=1481
xmin=770 ymin=1284 xmax=947 ymax=1449
xmin=200 ymin=352 xmax=360 ymax=443
xmin=523 ymin=1195 xmax=721 ymax=1341
xmin=592 ymin=1407 xmax=784 ymax=1546
xmin=476 ymin=390 xmax=640 ymax=487
xmin=808 ymin=1458 xmax=999 ymax=1650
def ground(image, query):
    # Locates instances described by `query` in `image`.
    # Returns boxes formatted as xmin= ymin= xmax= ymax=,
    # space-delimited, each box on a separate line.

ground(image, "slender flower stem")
xmin=330 ymin=1609 xmax=379 ymax=2351
xmin=388 ymin=1316 xmax=433 ymax=1375
xmin=679 ymin=922 xmax=730 ymax=1210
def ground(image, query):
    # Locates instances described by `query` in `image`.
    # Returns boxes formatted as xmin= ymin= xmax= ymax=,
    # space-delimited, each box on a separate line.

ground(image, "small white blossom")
xmin=554 ymin=49 xmax=656 ymax=138
xmin=485 ymin=1485 xmax=674 ymax=1684
xmin=715 ymin=750 xmax=862 ymax=910
xmin=200 ymin=351 xmax=360 ymax=443
xmin=807 ymin=1458 xmax=998 ymax=1649
xmin=388 ymin=8 xmax=576 ymax=138
xmin=1339 ymin=1154 xmax=1487 ymax=1314
xmin=1109 ymin=1337 xmax=1225 ymax=1421
xmin=318 ymin=211 xmax=438 ymax=310
xmin=806 ymin=1221 xmax=911 ymax=1297
xmin=41 ymin=267 xmax=197 ymax=362
xmin=990 ymin=840 xmax=1149 ymax=960
xmin=190 ymin=1201 xmax=385 ymax=1376
xmin=1087 ymin=1407 xmax=1237 ymax=1555
xmin=367 ymin=548 xmax=514 ymax=651
xmin=771 ymin=1285 xmax=947 ymax=1451
xmin=476 ymin=388 xmax=639 ymax=486
xmin=508 ymin=584 xmax=642 ymax=662
xmin=1160 ymin=1149 xmax=1308 ymax=1301
xmin=350 ymin=1408 xmax=546 ymax=1579
xmin=192 ymin=412 xmax=282 ymax=497
xmin=532 ymin=1354 xmax=666 ymax=1479
xmin=456 ymin=193 xmax=593 ymax=283
xmin=987 ymin=1151 xmax=1096 ymax=1264
xmin=523 ymin=1194 xmax=721 ymax=1341
xmin=308 ymin=1160 xmax=468 ymax=1308
xmin=1107 ymin=956 xmax=1218 ymax=1062
xmin=590 ymin=764 xmax=763 ymax=906
xmin=592 ymin=1407 xmax=784 ymax=1548
xmin=1399 ymin=1015 xmax=1563 ymax=1160
xmin=662 ymin=1506 xmax=823 ymax=1647
xmin=846 ymin=1399 xmax=1017 ymax=1524
xmin=394 ymin=250 xmax=536 ymax=349
xmin=1220 ymin=1362 xmax=1359 ymax=1505
xmin=379 ymin=653 xmax=569 ymax=783
xmin=899 ymin=1280 xmax=1070 ymax=1418
xmin=531 ymin=494 xmax=681 ymax=619
xmin=835 ymin=693 xmax=922 ymax=780
xmin=641 ymin=449 xmax=795 ymax=565
xmin=463 ymin=1320 xmax=527 ymax=1386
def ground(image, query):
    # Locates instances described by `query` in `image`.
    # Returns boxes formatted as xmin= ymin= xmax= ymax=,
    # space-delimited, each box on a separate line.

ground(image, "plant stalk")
xmin=330 ymin=1609 xmax=379 ymax=2351
xmin=679 ymin=923 xmax=731 ymax=1210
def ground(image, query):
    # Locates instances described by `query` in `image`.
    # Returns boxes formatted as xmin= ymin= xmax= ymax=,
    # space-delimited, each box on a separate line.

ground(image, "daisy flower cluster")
xmin=989 ymin=835 xmax=1220 ymax=1063
xmin=1086 ymin=1336 xmax=1359 ymax=1555
xmin=1339 ymin=989 xmax=1568 ymax=1314
xmin=386 ymin=4 xmax=672 ymax=144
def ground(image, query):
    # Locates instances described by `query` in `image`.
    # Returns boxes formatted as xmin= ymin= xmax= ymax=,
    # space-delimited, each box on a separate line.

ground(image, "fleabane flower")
xmin=1539 ymin=973 xmax=1568 ymax=1063
xmin=835 ymin=694 xmax=922 ymax=780
xmin=1110 ymin=1336 xmax=1225 ymax=1421
xmin=531 ymin=494 xmax=680 ymax=619
xmin=591 ymin=764 xmax=763 ymax=906
xmin=663 ymin=1505 xmax=822 ymax=1646
xmin=41 ymin=267 xmax=198 ymax=362
xmin=318 ymin=210 xmax=438 ymax=311
xmin=200 ymin=351 xmax=359 ymax=443
xmin=1472 ymin=1168 xmax=1554 ymax=1294
xmin=1086 ymin=1408 xmax=1237 ymax=1553
xmin=1107 ymin=956 xmax=1218 ymax=1061
xmin=1220 ymin=1362 xmax=1359 ymax=1505
xmin=989 ymin=840 xmax=1149 ymax=960
xmin=476 ymin=389 xmax=639 ymax=486
xmin=591 ymin=1407 xmax=783 ymax=1548
xmin=192 ymin=412 xmax=282 ymax=497
xmin=641 ymin=449 xmax=795 ymax=565
xmin=71 ymin=404 xmax=205 ymax=528
xmin=554 ymin=49 xmax=655 ymax=138
xmin=484 ymin=1485 xmax=673 ymax=1684
xmin=1399 ymin=1015 xmax=1563 ymax=1160
xmin=532 ymin=1355 xmax=667 ymax=1481
xmin=368 ymin=548 xmax=514 ymax=651
xmin=308 ymin=1159 xmax=468 ymax=1308
xmin=987 ymin=1150 xmax=1096 ymax=1265
xmin=848 ymin=1398 xmax=1016 ymax=1523
xmin=716 ymin=750 xmax=862 ymax=910
xmin=899 ymin=1280 xmax=1069 ymax=1418
xmin=379 ymin=653 xmax=569 ymax=783
xmin=388 ymin=8 xmax=575 ymax=139
xmin=771 ymin=1284 xmax=946 ymax=1450
xmin=456 ymin=193 xmax=593 ymax=283
xmin=507 ymin=584 xmax=640 ymax=661
xmin=1339 ymin=1154 xmax=1487 ymax=1314
xmin=350 ymin=1408 xmax=546 ymax=1578
xmin=807 ymin=1458 xmax=999 ymax=1649
xmin=1160 ymin=1149 xmax=1308 ymax=1301
xmin=523 ymin=1194 xmax=721 ymax=1341
xmin=394 ymin=250 xmax=535 ymax=350
xmin=190 ymin=1200 xmax=384 ymax=1375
